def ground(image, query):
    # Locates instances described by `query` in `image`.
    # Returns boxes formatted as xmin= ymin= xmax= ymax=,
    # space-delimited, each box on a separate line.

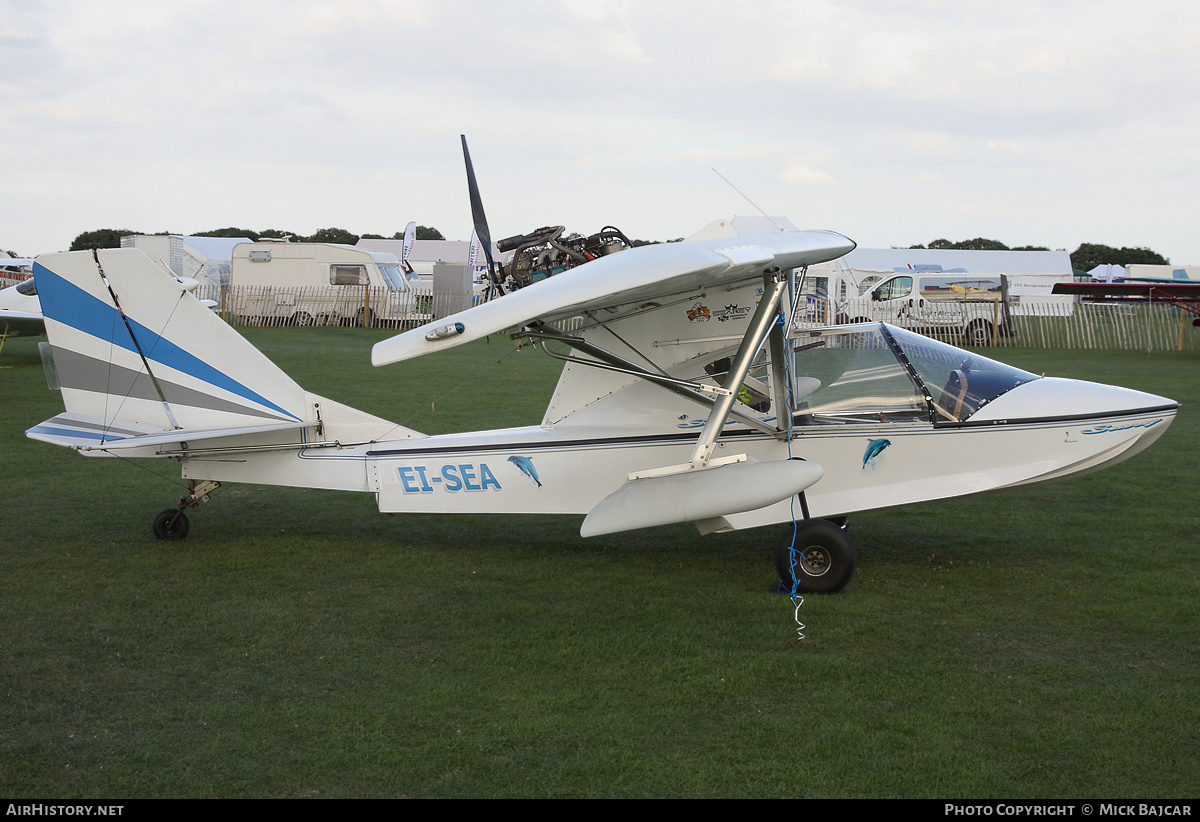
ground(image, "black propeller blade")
xmin=461 ymin=135 xmax=504 ymax=297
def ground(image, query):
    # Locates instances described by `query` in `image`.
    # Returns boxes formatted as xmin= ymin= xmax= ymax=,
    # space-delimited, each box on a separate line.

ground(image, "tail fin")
xmin=30 ymin=249 xmax=412 ymax=452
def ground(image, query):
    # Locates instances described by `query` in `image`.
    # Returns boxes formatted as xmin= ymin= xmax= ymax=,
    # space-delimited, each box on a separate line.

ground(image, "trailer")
xmin=229 ymin=243 xmax=429 ymax=327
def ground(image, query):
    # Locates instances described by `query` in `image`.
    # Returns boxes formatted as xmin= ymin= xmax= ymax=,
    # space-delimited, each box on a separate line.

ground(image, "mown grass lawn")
xmin=1 ymin=329 xmax=1196 ymax=797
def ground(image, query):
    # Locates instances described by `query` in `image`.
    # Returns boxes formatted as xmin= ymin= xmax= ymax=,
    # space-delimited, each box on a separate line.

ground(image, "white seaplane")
xmin=24 ymin=232 xmax=1176 ymax=593
xmin=23 ymin=147 xmax=1178 ymax=593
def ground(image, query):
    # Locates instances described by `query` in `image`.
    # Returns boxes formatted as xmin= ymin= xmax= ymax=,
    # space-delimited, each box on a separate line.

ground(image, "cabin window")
xmin=330 ymin=265 xmax=368 ymax=286
xmin=789 ymin=327 xmax=928 ymax=425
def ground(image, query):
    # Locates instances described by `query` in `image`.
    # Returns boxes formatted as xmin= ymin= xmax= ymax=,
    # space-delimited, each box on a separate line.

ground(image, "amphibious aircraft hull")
xmin=172 ymin=380 xmax=1174 ymax=532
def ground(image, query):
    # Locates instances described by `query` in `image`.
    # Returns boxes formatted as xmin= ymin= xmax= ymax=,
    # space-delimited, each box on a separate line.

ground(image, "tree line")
xmin=68 ymin=225 xmax=445 ymax=252
xmin=910 ymin=238 xmax=1170 ymax=272
xmin=63 ymin=229 xmax=1172 ymax=273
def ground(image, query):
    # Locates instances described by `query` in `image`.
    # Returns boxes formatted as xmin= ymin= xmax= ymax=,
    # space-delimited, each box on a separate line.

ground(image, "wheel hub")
xmin=799 ymin=545 xmax=830 ymax=577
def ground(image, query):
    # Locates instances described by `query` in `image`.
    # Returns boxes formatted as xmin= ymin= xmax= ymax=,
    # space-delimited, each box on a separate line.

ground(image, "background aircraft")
xmin=0 ymin=278 xmax=45 ymax=347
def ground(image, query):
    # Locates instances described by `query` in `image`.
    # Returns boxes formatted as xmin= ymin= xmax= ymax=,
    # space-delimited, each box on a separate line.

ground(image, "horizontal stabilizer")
xmin=26 ymin=412 xmax=317 ymax=454
xmin=580 ymin=458 xmax=824 ymax=538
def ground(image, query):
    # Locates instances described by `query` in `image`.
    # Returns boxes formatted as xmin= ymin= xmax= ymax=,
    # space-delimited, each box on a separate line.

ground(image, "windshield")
xmin=885 ymin=326 xmax=1039 ymax=422
xmin=789 ymin=323 xmax=1039 ymax=425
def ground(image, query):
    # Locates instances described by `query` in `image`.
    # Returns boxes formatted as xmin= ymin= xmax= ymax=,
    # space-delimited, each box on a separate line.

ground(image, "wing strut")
xmin=688 ymin=272 xmax=788 ymax=469
xmin=578 ymin=270 xmax=821 ymax=539
xmin=768 ymin=267 xmax=806 ymax=432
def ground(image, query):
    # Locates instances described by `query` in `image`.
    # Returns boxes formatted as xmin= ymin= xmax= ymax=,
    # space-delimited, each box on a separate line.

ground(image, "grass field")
xmin=1 ymin=328 xmax=1197 ymax=798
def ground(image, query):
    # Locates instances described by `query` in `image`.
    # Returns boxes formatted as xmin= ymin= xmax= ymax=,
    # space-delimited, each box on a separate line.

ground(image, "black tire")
xmin=965 ymin=319 xmax=992 ymax=346
xmin=356 ymin=307 xmax=375 ymax=328
xmin=835 ymin=313 xmax=849 ymax=325
xmin=774 ymin=520 xmax=856 ymax=594
xmin=152 ymin=509 xmax=190 ymax=541
xmin=291 ymin=311 xmax=315 ymax=327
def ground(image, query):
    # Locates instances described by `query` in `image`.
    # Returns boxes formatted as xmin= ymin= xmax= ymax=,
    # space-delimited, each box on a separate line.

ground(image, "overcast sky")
xmin=4 ymin=0 xmax=1199 ymax=264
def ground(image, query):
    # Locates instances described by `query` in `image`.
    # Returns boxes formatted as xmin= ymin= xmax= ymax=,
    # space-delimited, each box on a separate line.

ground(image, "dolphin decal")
xmin=508 ymin=455 xmax=543 ymax=487
xmin=862 ymin=438 xmax=891 ymax=470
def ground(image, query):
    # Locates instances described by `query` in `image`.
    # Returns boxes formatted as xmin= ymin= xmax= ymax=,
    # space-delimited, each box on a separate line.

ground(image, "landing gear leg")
xmin=151 ymin=480 xmax=220 ymax=541
xmin=775 ymin=519 xmax=857 ymax=594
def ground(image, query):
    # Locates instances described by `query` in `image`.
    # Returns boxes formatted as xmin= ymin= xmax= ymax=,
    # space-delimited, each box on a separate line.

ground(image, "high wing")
xmin=1 ymin=310 xmax=45 ymax=338
xmin=372 ymin=229 xmax=855 ymax=366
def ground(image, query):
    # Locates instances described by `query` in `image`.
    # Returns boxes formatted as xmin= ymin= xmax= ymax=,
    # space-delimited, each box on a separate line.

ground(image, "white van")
xmin=229 ymin=243 xmax=429 ymax=327
xmin=835 ymin=273 xmax=1010 ymax=345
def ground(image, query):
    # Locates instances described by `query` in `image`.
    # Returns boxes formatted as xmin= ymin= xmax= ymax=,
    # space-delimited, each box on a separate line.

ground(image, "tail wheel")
xmin=152 ymin=509 xmax=190 ymax=541
xmin=774 ymin=520 xmax=856 ymax=594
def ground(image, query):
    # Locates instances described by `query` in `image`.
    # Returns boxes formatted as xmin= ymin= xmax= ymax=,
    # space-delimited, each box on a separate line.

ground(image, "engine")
xmin=495 ymin=225 xmax=634 ymax=289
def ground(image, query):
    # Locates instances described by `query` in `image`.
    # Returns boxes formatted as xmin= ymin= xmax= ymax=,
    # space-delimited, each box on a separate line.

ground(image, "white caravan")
xmin=230 ymin=242 xmax=427 ymax=326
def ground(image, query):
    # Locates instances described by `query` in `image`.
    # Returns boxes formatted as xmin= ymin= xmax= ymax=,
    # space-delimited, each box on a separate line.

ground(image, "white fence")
xmin=792 ymin=296 xmax=1198 ymax=351
xmin=196 ymin=283 xmax=465 ymax=329
xmin=1001 ymin=300 xmax=1198 ymax=351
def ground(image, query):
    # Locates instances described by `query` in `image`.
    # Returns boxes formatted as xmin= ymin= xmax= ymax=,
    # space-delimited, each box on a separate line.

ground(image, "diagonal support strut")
xmin=688 ymin=272 xmax=788 ymax=469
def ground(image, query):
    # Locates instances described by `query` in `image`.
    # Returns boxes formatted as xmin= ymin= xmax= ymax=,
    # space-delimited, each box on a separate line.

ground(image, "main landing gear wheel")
xmin=775 ymin=519 xmax=856 ymax=594
xmin=153 ymin=509 xmax=190 ymax=541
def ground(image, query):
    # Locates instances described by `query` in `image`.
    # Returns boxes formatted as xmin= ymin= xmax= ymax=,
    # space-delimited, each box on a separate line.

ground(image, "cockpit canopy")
xmin=789 ymin=323 xmax=1038 ymax=424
